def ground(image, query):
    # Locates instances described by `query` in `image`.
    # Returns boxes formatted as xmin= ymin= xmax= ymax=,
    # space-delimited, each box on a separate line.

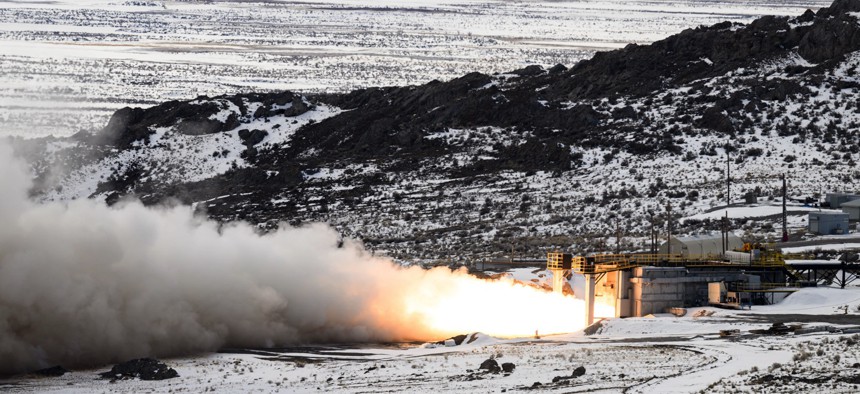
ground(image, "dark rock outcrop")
xmin=99 ymin=358 xmax=179 ymax=381
xmin=548 ymin=63 xmax=568 ymax=73
xmin=238 ymin=129 xmax=268 ymax=147
xmin=21 ymin=0 xmax=860 ymax=262
xmin=33 ymin=366 xmax=69 ymax=377
xmin=95 ymin=92 xmax=311 ymax=147
xmin=551 ymin=366 xmax=586 ymax=383
xmin=512 ymin=65 xmax=545 ymax=77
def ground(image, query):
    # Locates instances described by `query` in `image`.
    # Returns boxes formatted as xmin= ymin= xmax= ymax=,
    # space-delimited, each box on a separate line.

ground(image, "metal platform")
xmin=547 ymin=251 xmax=860 ymax=289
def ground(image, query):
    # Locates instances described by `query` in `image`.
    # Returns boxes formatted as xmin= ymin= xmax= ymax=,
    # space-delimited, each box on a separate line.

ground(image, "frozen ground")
xmin=4 ymin=285 xmax=860 ymax=393
xmin=0 ymin=0 xmax=832 ymax=138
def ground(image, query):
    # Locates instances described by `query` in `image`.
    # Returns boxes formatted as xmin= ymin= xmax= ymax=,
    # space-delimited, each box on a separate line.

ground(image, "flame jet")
xmin=0 ymin=143 xmax=586 ymax=374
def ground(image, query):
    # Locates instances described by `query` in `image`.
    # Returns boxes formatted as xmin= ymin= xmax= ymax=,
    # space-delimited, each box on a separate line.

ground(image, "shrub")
xmin=793 ymin=350 xmax=812 ymax=362
xmin=746 ymin=147 xmax=763 ymax=157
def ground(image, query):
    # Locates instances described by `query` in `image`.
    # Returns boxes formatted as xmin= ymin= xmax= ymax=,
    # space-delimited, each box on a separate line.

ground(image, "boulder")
xmin=479 ymin=358 xmax=501 ymax=374
xmin=238 ymin=129 xmax=268 ymax=147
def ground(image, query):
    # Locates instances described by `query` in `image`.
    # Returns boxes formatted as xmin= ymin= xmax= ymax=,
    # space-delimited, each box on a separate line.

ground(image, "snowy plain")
xmin=0 ymin=0 xmax=833 ymax=137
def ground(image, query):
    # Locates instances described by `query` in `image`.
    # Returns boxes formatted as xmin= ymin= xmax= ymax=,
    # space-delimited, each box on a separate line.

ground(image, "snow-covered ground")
xmin=5 ymin=285 xmax=860 ymax=393
xmin=0 ymin=0 xmax=832 ymax=138
xmin=783 ymin=243 xmax=860 ymax=253
xmin=684 ymin=204 xmax=837 ymax=221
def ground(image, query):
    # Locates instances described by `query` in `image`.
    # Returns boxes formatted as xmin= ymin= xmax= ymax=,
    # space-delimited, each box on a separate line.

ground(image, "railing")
xmin=731 ymin=282 xmax=804 ymax=292
xmin=547 ymin=252 xmax=585 ymax=271
xmin=782 ymin=252 xmax=819 ymax=261
xmin=546 ymin=252 xmax=565 ymax=270
xmin=547 ymin=251 xmax=788 ymax=274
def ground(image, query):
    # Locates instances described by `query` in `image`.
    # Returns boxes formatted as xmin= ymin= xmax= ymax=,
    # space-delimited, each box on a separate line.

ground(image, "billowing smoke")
xmin=0 ymin=142 xmax=584 ymax=374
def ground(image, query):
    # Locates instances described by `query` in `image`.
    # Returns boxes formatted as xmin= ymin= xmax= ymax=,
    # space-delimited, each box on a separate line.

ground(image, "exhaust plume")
xmin=0 ymin=142 xmax=585 ymax=374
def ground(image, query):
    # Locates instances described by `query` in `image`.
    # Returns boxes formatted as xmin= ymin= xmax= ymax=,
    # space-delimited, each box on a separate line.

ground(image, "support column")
xmin=842 ymin=262 xmax=847 ymax=289
xmin=551 ymin=269 xmax=566 ymax=294
xmin=614 ymin=270 xmax=629 ymax=318
xmin=584 ymin=274 xmax=596 ymax=326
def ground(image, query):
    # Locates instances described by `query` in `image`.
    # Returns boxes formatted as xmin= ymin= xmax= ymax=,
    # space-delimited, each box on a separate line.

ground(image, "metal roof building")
xmin=658 ymin=233 xmax=743 ymax=259
xmin=826 ymin=193 xmax=860 ymax=209
xmin=842 ymin=199 xmax=860 ymax=221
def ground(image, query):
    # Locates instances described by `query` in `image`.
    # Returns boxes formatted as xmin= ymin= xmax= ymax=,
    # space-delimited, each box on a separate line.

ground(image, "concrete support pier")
xmin=584 ymin=274 xmax=595 ymax=326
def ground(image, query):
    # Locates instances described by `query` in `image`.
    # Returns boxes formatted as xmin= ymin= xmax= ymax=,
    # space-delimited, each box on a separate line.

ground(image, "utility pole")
xmin=615 ymin=218 xmax=622 ymax=255
xmin=666 ymin=202 xmax=672 ymax=255
xmin=726 ymin=151 xmax=731 ymax=206
xmin=782 ymin=174 xmax=788 ymax=242
xmin=721 ymin=212 xmax=726 ymax=255
xmin=648 ymin=210 xmax=656 ymax=254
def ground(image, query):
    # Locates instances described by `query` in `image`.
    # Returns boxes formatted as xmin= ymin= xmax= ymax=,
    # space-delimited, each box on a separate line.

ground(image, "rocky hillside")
xmin=12 ymin=0 xmax=860 ymax=263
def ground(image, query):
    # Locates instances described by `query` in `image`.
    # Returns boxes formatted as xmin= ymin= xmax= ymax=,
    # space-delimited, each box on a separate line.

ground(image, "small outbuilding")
xmin=809 ymin=211 xmax=850 ymax=235
xmin=659 ymin=233 xmax=743 ymax=259
xmin=826 ymin=193 xmax=860 ymax=209
xmin=841 ymin=199 xmax=860 ymax=221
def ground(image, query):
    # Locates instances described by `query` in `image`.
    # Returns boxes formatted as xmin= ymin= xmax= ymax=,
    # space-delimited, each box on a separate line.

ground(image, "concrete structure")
xmin=658 ymin=233 xmax=743 ymax=259
xmin=842 ymin=199 xmax=860 ymax=221
xmin=607 ymin=270 xmax=631 ymax=318
xmin=809 ymin=211 xmax=850 ymax=235
xmin=613 ymin=267 xmax=758 ymax=317
xmin=826 ymin=193 xmax=860 ymax=209
xmin=708 ymin=282 xmax=723 ymax=304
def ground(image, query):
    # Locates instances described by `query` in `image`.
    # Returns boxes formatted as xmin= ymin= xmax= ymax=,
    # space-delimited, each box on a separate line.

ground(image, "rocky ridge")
xmin=12 ymin=0 xmax=860 ymax=263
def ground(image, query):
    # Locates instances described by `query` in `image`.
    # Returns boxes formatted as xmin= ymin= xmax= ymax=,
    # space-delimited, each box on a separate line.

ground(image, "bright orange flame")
xmin=401 ymin=268 xmax=588 ymax=338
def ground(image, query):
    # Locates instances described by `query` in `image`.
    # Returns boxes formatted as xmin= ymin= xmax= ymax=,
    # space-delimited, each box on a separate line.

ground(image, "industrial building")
xmin=841 ymin=199 xmax=860 ymax=221
xmin=826 ymin=193 xmax=860 ymax=208
xmin=808 ymin=211 xmax=850 ymax=235
xmin=547 ymin=246 xmax=860 ymax=325
xmin=541 ymin=194 xmax=860 ymax=325
xmin=658 ymin=233 xmax=743 ymax=259
xmin=547 ymin=250 xmax=785 ymax=324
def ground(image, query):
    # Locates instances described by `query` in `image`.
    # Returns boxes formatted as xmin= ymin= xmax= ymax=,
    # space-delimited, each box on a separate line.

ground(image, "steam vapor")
xmin=0 ymin=142 xmax=583 ymax=374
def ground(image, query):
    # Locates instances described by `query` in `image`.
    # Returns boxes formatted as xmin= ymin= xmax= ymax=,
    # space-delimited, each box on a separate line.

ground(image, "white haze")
xmin=0 ymin=142 xmax=585 ymax=374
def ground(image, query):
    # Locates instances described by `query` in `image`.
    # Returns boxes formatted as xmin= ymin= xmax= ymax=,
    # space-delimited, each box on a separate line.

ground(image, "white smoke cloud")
xmin=0 ymin=142 xmax=584 ymax=374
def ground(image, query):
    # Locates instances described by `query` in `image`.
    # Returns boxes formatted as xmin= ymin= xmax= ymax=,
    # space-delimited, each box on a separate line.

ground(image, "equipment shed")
xmin=809 ymin=211 xmax=850 ymax=235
